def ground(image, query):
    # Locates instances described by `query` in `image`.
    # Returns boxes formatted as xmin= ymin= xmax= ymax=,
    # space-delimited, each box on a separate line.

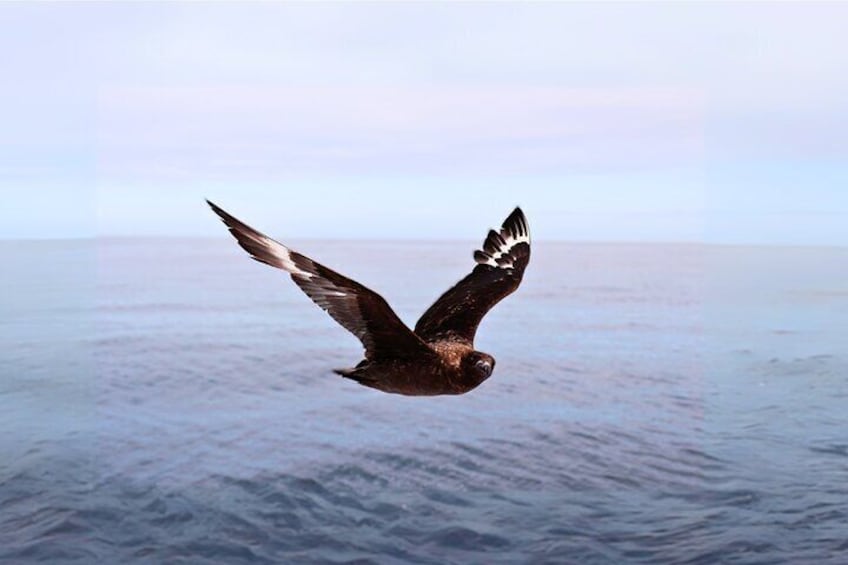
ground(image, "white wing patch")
xmin=474 ymin=208 xmax=531 ymax=270
xmin=206 ymin=200 xmax=315 ymax=279
xmin=245 ymin=231 xmax=315 ymax=279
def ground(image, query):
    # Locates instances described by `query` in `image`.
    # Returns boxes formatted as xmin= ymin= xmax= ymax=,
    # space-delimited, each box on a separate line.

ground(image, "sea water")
xmin=1 ymin=239 xmax=846 ymax=563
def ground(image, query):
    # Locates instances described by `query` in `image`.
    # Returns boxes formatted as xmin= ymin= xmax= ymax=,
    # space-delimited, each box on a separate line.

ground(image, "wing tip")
xmin=502 ymin=206 xmax=530 ymax=242
xmin=206 ymin=198 xmax=222 ymax=214
xmin=473 ymin=206 xmax=531 ymax=267
xmin=206 ymin=198 xmax=237 ymax=227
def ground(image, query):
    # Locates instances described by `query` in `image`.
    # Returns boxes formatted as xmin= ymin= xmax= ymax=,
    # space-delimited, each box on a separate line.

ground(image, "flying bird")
xmin=207 ymin=201 xmax=530 ymax=396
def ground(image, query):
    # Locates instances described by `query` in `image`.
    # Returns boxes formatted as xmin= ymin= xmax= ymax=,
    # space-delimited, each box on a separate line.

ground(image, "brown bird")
xmin=207 ymin=201 xmax=531 ymax=396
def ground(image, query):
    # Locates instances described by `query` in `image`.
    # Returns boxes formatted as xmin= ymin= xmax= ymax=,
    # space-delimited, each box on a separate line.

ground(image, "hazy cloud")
xmin=1 ymin=2 xmax=846 ymax=242
xmin=97 ymin=86 xmax=703 ymax=181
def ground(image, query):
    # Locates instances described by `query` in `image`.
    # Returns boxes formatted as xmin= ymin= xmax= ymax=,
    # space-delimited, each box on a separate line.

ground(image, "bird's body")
xmin=335 ymin=340 xmax=486 ymax=396
xmin=207 ymin=201 xmax=530 ymax=396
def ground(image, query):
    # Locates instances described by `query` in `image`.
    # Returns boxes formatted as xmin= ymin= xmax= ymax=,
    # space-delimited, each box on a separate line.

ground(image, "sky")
xmin=1 ymin=2 xmax=846 ymax=244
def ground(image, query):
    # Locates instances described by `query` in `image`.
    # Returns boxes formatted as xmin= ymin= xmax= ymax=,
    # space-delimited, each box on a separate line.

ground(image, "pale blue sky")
xmin=1 ymin=2 xmax=846 ymax=244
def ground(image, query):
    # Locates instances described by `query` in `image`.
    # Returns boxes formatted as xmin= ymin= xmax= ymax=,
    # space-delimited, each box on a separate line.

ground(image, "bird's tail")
xmin=333 ymin=361 xmax=377 ymax=386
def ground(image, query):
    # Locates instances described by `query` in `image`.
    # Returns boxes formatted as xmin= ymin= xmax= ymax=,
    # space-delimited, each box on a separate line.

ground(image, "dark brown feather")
xmin=207 ymin=200 xmax=433 ymax=360
xmin=414 ymin=207 xmax=530 ymax=345
xmin=207 ymin=201 xmax=530 ymax=396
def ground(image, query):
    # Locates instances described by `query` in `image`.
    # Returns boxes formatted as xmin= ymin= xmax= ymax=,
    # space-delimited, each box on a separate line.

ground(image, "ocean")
xmin=1 ymin=238 xmax=846 ymax=563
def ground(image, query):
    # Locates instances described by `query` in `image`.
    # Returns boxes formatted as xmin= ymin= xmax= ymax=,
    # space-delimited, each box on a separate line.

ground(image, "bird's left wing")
xmin=207 ymin=200 xmax=434 ymax=360
xmin=414 ymin=207 xmax=531 ymax=345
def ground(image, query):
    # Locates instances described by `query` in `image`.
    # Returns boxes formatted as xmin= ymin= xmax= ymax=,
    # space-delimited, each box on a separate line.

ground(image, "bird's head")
xmin=462 ymin=351 xmax=496 ymax=388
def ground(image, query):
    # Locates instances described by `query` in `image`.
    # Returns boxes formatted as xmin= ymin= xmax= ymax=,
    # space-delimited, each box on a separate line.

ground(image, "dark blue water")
xmin=2 ymin=239 xmax=846 ymax=563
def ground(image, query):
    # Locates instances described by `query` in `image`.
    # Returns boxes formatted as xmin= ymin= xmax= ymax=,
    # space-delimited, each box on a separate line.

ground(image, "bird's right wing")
xmin=207 ymin=200 xmax=435 ymax=360
xmin=414 ymin=207 xmax=530 ymax=345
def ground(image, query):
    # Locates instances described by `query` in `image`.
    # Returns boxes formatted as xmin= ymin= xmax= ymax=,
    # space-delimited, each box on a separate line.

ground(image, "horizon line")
xmin=1 ymin=235 xmax=846 ymax=251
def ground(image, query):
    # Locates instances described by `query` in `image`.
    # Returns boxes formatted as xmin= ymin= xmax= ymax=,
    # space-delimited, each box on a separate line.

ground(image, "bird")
xmin=207 ymin=200 xmax=530 ymax=396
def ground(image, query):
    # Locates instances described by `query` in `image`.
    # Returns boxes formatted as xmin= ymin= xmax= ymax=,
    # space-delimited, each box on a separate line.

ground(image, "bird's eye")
xmin=474 ymin=359 xmax=492 ymax=377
